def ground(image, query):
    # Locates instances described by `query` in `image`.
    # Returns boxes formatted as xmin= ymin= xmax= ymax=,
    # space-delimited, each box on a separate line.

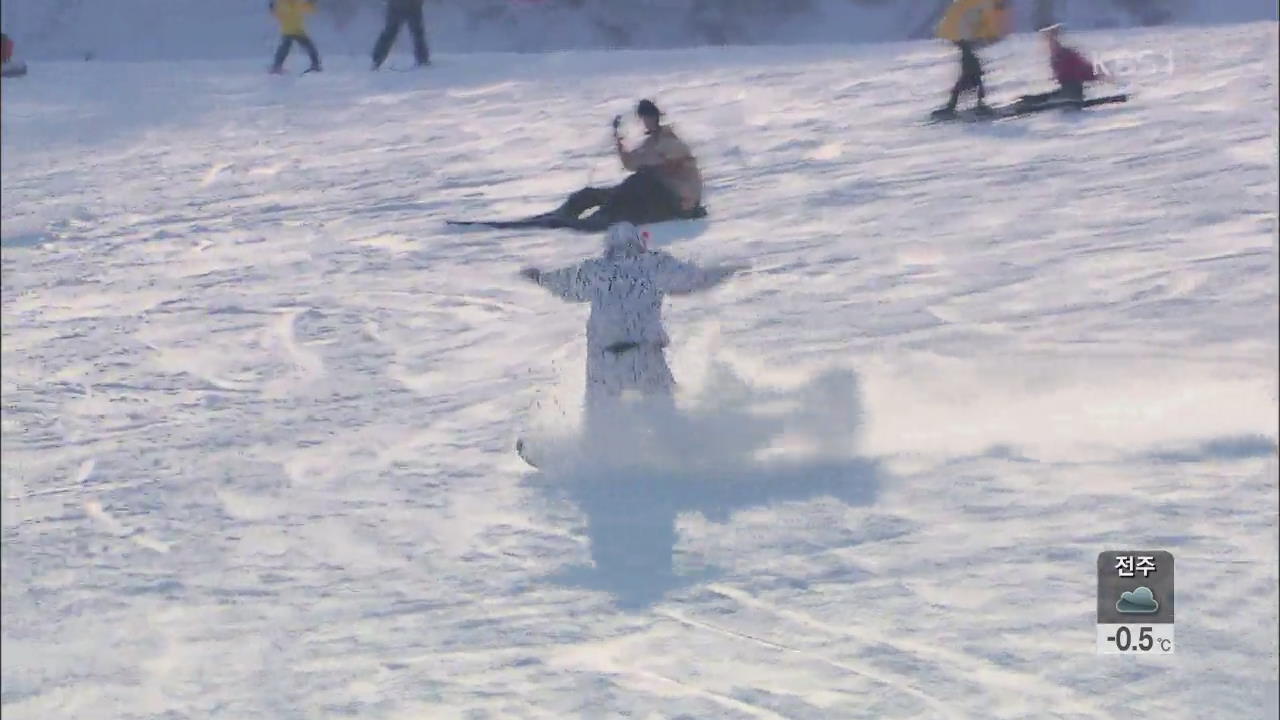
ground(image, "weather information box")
xmin=1097 ymin=550 xmax=1174 ymax=654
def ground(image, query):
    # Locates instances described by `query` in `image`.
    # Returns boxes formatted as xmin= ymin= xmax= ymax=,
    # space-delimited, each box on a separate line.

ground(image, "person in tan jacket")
xmin=548 ymin=99 xmax=706 ymax=231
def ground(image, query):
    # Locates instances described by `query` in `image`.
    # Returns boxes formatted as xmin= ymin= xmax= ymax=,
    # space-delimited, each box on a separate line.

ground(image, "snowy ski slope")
xmin=3 ymin=21 xmax=1278 ymax=720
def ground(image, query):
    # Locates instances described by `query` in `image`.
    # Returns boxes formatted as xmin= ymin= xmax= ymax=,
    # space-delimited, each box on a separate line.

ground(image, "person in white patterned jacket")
xmin=519 ymin=222 xmax=743 ymax=430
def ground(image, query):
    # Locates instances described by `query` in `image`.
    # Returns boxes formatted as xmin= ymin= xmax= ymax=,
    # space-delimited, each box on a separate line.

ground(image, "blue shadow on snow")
xmin=519 ymin=364 xmax=882 ymax=610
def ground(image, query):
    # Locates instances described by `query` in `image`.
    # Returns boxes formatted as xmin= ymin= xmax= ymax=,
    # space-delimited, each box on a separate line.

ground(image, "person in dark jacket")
xmin=544 ymin=100 xmax=707 ymax=232
xmin=1016 ymin=24 xmax=1099 ymax=108
xmin=371 ymin=0 xmax=430 ymax=70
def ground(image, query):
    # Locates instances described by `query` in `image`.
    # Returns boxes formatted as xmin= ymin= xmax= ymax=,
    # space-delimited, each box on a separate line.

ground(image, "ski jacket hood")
xmin=604 ymin=222 xmax=648 ymax=259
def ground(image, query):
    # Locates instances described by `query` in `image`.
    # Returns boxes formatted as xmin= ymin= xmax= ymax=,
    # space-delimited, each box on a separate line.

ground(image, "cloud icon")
xmin=1117 ymin=586 xmax=1159 ymax=614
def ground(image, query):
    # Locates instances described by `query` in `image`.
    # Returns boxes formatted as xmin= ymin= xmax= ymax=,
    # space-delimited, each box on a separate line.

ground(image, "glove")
xmin=519 ymin=267 xmax=541 ymax=283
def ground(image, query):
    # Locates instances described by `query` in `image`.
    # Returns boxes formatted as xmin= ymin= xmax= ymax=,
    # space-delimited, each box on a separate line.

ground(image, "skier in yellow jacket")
xmin=269 ymin=0 xmax=321 ymax=74
xmin=931 ymin=0 xmax=1009 ymax=118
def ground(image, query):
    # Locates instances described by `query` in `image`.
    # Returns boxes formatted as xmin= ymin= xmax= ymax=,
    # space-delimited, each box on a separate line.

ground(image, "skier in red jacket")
xmin=1017 ymin=24 xmax=1098 ymax=109
xmin=1 ymin=32 xmax=28 ymax=78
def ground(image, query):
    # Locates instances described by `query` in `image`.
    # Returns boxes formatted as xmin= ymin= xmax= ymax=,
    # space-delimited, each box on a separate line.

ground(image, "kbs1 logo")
xmin=1091 ymin=48 xmax=1176 ymax=80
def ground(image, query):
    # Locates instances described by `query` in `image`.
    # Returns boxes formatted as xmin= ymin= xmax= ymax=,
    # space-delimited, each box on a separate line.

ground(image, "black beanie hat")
xmin=636 ymin=99 xmax=661 ymax=118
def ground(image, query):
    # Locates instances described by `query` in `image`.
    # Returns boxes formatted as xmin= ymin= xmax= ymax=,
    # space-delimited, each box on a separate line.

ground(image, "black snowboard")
xmin=929 ymin=93 xmax=1129 ymax=123
xmin=1005 ymin=93 xmax=1129 ymax=117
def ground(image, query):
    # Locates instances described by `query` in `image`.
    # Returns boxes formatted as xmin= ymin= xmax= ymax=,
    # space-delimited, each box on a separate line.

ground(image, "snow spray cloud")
xmin=521 ymin=349 xmax=867 ymax=475
xmin=519 ymin=356 xmax=880 ymax=609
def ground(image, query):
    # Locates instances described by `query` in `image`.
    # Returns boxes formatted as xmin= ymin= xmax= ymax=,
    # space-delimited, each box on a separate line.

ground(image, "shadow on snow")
xmin=519 ymin=363 xmax=883 ymax=610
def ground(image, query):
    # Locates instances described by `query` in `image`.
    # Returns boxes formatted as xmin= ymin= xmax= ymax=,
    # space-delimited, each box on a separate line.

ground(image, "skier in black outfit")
xmin=937 ymin=40 xmax=989 ymax=117
xmin=371 ymin=0 xmax=430 ymax=70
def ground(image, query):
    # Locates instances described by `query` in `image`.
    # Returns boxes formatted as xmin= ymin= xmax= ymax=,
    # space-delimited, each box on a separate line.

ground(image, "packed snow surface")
xmin=3 ymin=21 xmax=1278 ymax=720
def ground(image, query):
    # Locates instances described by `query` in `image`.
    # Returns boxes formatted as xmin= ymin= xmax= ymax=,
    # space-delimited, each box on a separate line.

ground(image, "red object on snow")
xmin=1 ymin=34 xmax=14 ymax=64
xmin=1052 ymin=44 xmax=1097 ymax=85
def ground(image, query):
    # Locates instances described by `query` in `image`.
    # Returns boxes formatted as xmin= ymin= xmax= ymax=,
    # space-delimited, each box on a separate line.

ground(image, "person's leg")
xmin=942 ymin=82 xmax=963 ymax=113
xmin=960 ymin=42 xmax=987 ymax=109
xmin=942 ymin=45 xmax=964 ymax=112
xmin=940 ymin=42 xmax=975 ymax=113
xmin=271 ymin=36 xmax=293 ymax=72
xmin=634 ymin=347 xmax=676 ymax=398
xmin=601 ymin=170 xmax=681 ymax=225
xmin=1020 ymin=82 xmax=1083 ymax=110
xmin=641 ymin=177 xmax=683 ymax=224
xmin=630 ymin=347 xmax=692 ymax=458
xmin=569 ymin=212 xmax=614 ymax=232
xmin=1019 ymin=91 xmax=1055 ymax=105
xmin=582 ymin=349 xmax=628 ymax=453
xmin=297 ymin=34 xmax=321 ymax=70
xmin=406 ymin=3 xmax=430 ymax=65
xmin=371 ymin=7 xmax=402 ymax=69
xmin=582 ymin=175 xmax=642 ymax=227
xmin=555 ymin=186 xmax=615 ymax=220
xmin=648 ymin=178 xmax=684 ymax=223
xmin=1060 ymin=81 xmax=1084 ymax=102
xmin=603 ymin=346 xmax=674 ymax=458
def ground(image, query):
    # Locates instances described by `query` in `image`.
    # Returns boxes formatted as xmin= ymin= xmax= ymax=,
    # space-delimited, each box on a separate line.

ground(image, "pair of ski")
xmin=446 ymin=211 xmax=607 ymax=231
xmin=450 ymin=206 xmax=708 ymax=230
xmin=446 ymin=212 xmax=565 ymax=230
xmin=930 ymin=93 xmax=1128 ymax=123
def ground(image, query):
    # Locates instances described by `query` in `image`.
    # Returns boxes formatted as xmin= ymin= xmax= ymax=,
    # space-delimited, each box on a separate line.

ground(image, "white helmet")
xmin=603 ymin=222 xmax=649 ymax=258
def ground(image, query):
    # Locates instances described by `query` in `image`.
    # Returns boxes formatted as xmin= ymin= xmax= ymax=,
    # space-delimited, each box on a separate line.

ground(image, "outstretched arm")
xmin=654 ymin=255 xmax=745 ymax=296
xmin=520 ymin=265 xmax=594 ymax=303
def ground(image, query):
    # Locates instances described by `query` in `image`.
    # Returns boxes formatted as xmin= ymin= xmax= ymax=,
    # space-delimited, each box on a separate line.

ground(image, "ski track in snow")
xmin=3 ymin=23 xmax=1279 ymax=719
